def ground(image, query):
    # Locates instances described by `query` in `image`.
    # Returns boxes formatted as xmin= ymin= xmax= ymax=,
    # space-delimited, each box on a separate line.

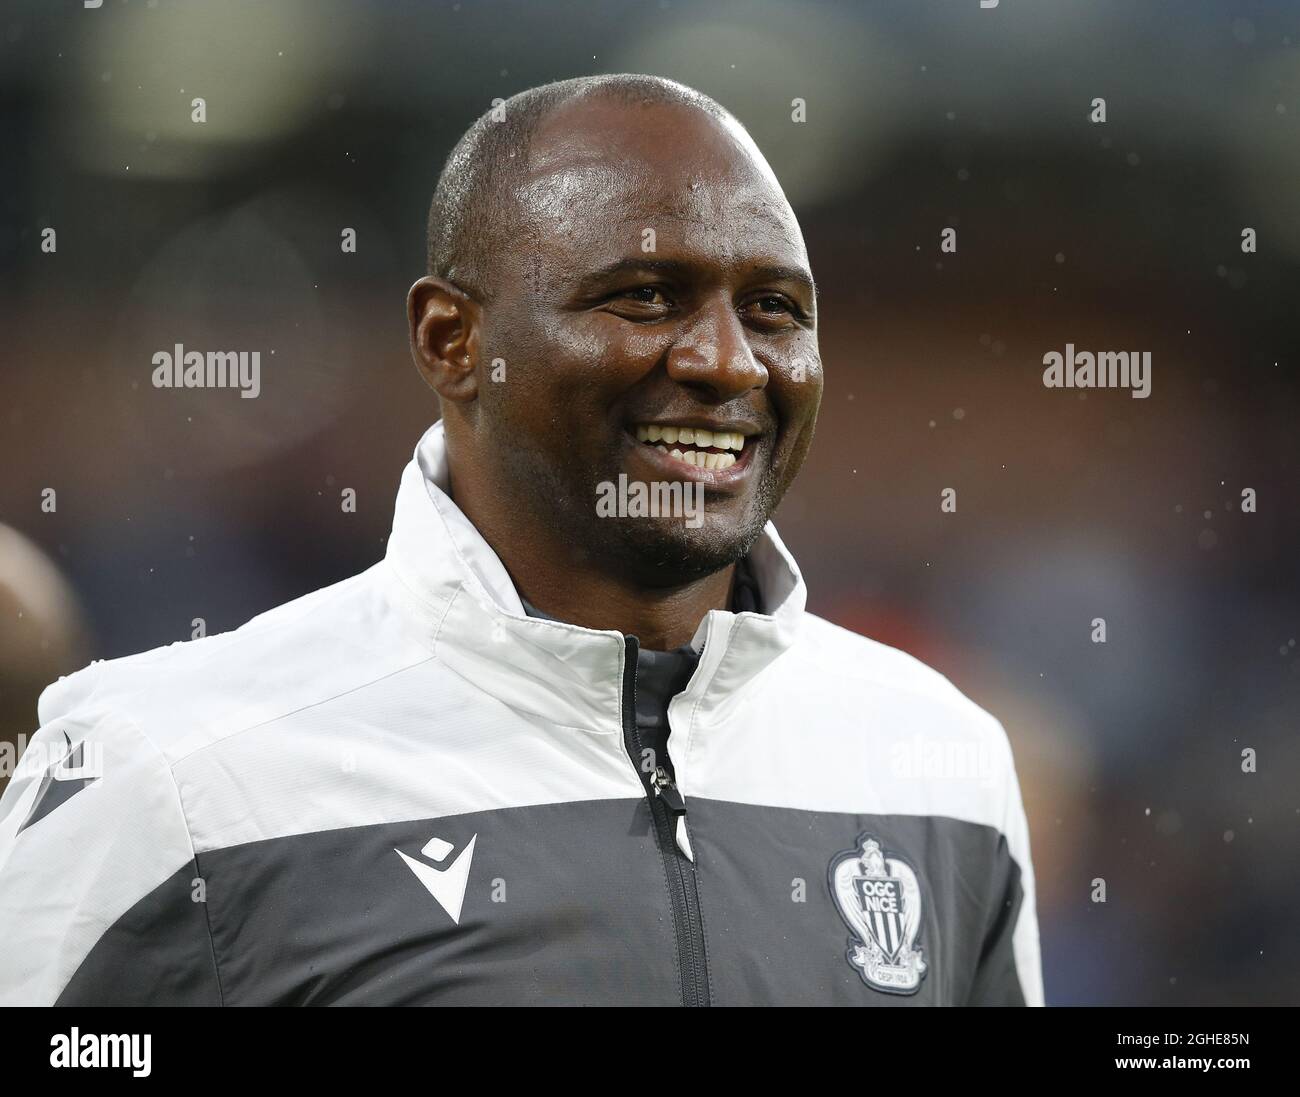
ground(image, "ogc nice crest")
xmin=828 ymin=833 xmax=928 ymax=994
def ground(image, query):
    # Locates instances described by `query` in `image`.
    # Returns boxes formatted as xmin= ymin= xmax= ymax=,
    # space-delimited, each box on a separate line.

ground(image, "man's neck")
xmin=508 ymin=563 xmax=736 ymax=652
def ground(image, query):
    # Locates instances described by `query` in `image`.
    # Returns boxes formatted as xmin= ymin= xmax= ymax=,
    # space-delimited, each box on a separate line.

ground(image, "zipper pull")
xmin=652 ymin=767 xmax=695 ymax=863
xmin=651 ymin=766 xmax=686 ymax=814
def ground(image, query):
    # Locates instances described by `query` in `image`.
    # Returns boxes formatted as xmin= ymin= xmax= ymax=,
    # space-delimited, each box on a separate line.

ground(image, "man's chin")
xmin=596 ymin=513 xmax=765 ymax=588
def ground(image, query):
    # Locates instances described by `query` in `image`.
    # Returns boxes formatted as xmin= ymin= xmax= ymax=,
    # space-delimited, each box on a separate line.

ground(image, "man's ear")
xmin=407 ymin=276 xmax=481 ymax=403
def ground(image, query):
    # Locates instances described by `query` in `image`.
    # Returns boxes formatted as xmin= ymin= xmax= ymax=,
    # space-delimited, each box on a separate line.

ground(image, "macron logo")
xmin=395 ymin=834 xmax=477 ymax=924
xmin=17 ymin=733 xmax=104 ymax=835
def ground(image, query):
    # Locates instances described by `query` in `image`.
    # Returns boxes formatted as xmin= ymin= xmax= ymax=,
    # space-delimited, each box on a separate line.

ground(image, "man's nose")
xmin=665 ymin=298 xmax=768 ymax=401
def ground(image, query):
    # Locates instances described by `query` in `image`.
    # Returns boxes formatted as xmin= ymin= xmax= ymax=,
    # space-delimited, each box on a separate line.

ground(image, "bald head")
xmin=426 ymin=75 xmax=738 ymax=300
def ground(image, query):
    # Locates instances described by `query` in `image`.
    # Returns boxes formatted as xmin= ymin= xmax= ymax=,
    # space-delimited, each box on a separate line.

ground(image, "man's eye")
xmin=743 ymin=295 xmax=803 ymax=322
xmin=620 ymin=286 xmax=670 ymax=306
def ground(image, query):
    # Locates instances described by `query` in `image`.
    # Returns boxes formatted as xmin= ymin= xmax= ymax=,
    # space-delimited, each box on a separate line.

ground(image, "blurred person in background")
xmin=0 ymin=525 xmax=92 ymax=798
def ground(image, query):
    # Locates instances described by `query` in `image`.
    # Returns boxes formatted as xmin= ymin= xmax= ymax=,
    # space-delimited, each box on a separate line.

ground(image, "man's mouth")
xmin=632 ymin=423 xmax=750 ymax=471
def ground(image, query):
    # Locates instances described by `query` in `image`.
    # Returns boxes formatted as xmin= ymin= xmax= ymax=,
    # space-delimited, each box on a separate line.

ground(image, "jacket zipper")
xmin=621 ymin=635 xmax=711 ymax=1007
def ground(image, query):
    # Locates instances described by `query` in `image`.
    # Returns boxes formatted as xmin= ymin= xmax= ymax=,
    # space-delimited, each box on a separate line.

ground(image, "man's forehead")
xmin=513 ymin=96 xmax=804 ymax=263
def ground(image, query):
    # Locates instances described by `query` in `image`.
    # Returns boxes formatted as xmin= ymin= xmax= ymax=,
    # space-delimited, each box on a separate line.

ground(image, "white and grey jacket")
xmin=0 ymin=421 xmax=1043 ymax=1006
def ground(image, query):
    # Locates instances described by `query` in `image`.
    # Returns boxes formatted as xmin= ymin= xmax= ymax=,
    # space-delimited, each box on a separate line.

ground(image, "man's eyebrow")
xmin=575 ymin=257 xmax=817 ymax=296
xmin=747 ymin=264 xmax=818 ymax=298
xmin=575 ymin=257 xmax=693 ymax=288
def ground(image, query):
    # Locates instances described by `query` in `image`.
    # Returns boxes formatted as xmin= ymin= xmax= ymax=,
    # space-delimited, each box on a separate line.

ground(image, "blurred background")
xmin=1 ymin=0 xmax=1297 ymax=1005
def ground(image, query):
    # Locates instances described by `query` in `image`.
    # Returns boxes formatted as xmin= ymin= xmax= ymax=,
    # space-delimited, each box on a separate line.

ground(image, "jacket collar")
xmin=384 ymin=421 xmax=807 ymax=735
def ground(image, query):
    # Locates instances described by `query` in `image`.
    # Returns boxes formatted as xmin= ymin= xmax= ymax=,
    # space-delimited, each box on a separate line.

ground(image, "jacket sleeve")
xmin=966 ymin=720 xmax=1044 ymax=1007
xmin=0 ymin=673 xmax=222 ymax=1005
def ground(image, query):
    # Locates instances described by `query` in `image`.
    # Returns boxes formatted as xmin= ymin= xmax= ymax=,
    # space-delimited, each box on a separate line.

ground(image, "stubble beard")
xmin=495 ymin=438 xmax=781 ymax=590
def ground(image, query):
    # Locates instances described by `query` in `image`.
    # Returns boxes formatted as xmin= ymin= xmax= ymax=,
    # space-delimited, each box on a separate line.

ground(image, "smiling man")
xmin=0 ymin=75 xmax=1042 ymax=1006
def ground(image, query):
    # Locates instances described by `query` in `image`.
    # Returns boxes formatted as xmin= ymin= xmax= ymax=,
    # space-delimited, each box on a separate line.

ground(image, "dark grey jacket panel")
xmin=212 ymin=798 xmax=683 ymax=1005
xmin=687 ymin=801 xmax=1024 ymax=1006
xmin=55 ymin=797 xmax=1025 ymax=1006
xmin=56 ymin=862 xmax=223 ymax=1007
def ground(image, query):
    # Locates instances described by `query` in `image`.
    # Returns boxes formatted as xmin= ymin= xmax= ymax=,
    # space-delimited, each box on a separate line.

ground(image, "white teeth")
xmin=648 ymin=444 xmax=741 ymax=471
xmin=634 ymin=425 xmax=748 ymax=451
xmin=635 ymin=424 xmax=751 ymax=470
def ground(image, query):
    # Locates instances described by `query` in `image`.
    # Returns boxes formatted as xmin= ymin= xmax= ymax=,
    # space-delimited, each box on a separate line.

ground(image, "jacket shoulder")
xmin=38 ymin=563 xmax=430 ymax=765
xmin=792 ymin=611 xmax=1006 ymax=741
